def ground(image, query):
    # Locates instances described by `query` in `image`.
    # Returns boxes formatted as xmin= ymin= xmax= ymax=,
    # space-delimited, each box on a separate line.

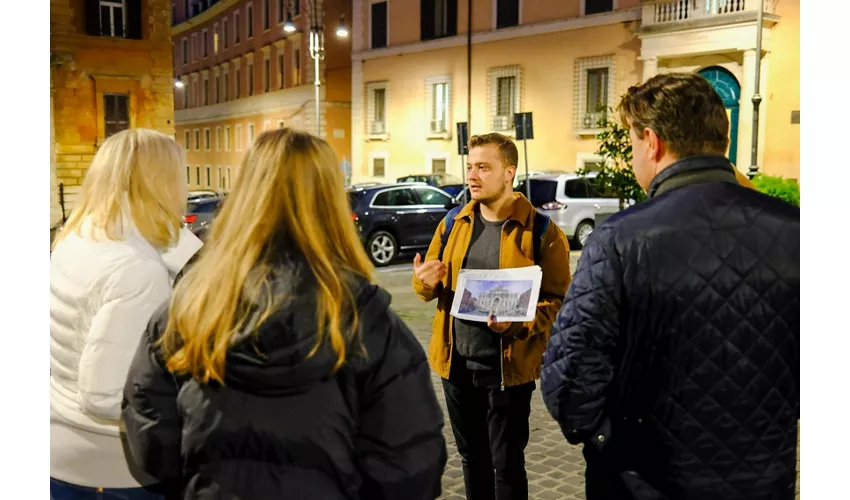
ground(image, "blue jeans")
xmin=50 ymin=478 xmax=166 ymax=500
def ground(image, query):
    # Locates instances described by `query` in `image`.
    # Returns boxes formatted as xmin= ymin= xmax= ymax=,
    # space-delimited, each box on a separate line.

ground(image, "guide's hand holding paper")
xmin=451 ymin=266 xmax=543 ymax=323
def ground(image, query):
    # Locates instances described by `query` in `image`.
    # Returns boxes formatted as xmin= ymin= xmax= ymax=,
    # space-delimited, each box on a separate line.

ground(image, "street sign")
xmin=514 ymin=112 xmax=534 ymax=140
xmin=514 ymin=113 xmax=533 ymax=201
xmin=456 ymin=122 xmax=469 ymax=155
xmin=456 ymin=122 xmax=469 ymax=206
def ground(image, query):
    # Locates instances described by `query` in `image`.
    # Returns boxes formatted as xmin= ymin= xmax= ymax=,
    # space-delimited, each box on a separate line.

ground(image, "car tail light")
xmin=351 ymin=213 xmax=358 ymax=221
xmin=541 ymin=201 xmax=564 ymax=210
xmin=183 ymin=214 xmax=198 ymax=224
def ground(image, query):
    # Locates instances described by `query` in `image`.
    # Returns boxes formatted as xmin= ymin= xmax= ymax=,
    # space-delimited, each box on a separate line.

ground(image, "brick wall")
xmin=50 ymin=0 xmax=176 ymax=211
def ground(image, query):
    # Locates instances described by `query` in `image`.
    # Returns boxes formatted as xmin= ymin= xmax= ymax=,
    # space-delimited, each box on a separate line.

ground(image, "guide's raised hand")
xmin=413 ymin=253 xmax=447 ymax=289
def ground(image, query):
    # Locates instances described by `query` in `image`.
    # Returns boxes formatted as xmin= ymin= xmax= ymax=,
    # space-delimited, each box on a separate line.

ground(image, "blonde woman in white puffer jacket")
xmin=49 ymin=129 xmax=201 ymax=500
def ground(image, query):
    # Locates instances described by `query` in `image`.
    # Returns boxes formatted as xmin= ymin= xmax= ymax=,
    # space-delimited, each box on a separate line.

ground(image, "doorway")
xmin=698 ymin=66 xmax=741 ymax=163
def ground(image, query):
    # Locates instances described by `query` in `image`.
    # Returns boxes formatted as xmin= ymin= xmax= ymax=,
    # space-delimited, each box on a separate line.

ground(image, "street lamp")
xmin=336 ymin=15 xmax=349 ymax=38
xmin=174 ymin=79 xmax=184 ymax=89
xmin=283 ymin=12 xmax=296 ymax=33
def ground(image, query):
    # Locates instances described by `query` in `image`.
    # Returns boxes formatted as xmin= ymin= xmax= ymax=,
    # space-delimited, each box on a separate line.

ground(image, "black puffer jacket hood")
xmin=122 ymin=262 xmax=447 ymax=500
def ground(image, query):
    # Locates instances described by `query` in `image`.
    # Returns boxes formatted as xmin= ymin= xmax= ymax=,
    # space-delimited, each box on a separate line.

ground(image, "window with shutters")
xmin=247 ymin=3 xmax=254 ymax=38
xmin=184 ymin=130 xmax=191 ymax=150
xmin=264 ymin=58 xmax=271 ymax=92
xmin=103 ymin=94 xmax=130 ymax=138
xmin=235 ymin=67 xmax=241 ymax=98
xmin=223 ymin=18 xmax=229 ymax=49
xmin=235 ymin=124 xmax=243 ymax=151
xmin=370 ymin=1 xmax=388 ymax=49
xmin=496 ymin=0 xmax=520 ymax=29
xmin=248 ymin=64 xmax=255 ymax=95
xmin=263 ymin=0 xmax=270 ymax=30
xmin=294 ymin=0 xmax=301 ymax=16
xmin=204 ymin=128 xmax=211 ymax=151
xmin=366 ymin=82 xmax=388 ymax=137
xmin=584 ymin=0 xmax=614 ymax=16
xmin=278 ymin=0 xmax=285 ymax=23
xmin=425 ymin=76 xmax=451 ymax=137
xmin=371 ymin=155 xmax=387 ymax=177
xmin=194 ymin=129 xmax=201 ymax=151
xmin=224 ymin=126 xmax=232 ymax=151
xmin=190 ymin=33 xmax=198 ymax=62
xmin=278 ymin=54 xmax=285 ymax=89
xmin=206 ymin=166 xmax=212 ymax=187
xmin=186 ymin=166 xmax=191 ymax=184
xmin=488 ymin=65 xmax=521 ymax=132
xmin=215 ymin=127 xmax=222 ymax=151
xmin=214 ymin=28 xmax=220 ymax=54
xmin=214 ymin=74 xmax=220 ymax=103
xmin=202 ymin=29 xmax=209 ymax=58
xmin=182 ymin=80 xmax=189 ymax=108
xmin=203 ymin=77 xmax=209 ymax=105
xmin=294 ymin=49 xmax=301 ymax=85
xmin=86 ymin=0 xmax=142 ymax=39
xmin=223 ymin=71 xmax=230 ymax=101
xmin=248 ymin=123 xmax=255 ymax=143
xmin=574 ymin=55 xmax=615 ymax=131
xmin=181 ymin=38 xmax=188 ymax=64
xmin=196 ymin=166 xmax=201 ymax=185
xmin=234 ymin=11 xmax=241 ymax=43
xmin=431 ymin=158 xmax=447 ymax=174
xmin=420 ymin=0 xmax=457 ymax=41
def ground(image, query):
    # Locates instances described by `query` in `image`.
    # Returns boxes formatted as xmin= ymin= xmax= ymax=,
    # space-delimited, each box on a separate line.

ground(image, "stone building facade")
xmin=50 ymin=0 xmax=177 ymax=221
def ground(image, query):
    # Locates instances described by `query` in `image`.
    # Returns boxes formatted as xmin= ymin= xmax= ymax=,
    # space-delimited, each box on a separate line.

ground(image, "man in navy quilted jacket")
xmin=541 ymin=72 xmax=799 ymax=500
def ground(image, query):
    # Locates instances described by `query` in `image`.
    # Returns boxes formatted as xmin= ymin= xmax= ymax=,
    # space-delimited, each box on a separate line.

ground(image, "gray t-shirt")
xmin=453 ymin=209 xmax=505 ymax=368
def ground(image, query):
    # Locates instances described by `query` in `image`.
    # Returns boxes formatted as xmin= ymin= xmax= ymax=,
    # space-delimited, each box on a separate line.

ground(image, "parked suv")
xmin=515 ymin=172 xmax=619 ymax=248
xmin=349 ymin=183 xmax=457 ymax=266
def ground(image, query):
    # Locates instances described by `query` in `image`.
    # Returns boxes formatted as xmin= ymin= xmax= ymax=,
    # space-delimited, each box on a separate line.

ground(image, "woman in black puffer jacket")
xmin=121 ymin=128 xmax=448 ymax=499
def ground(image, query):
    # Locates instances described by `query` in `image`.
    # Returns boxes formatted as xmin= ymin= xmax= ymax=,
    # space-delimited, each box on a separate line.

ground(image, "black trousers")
xmin=441 ymin=359 xmax=535 ymax=500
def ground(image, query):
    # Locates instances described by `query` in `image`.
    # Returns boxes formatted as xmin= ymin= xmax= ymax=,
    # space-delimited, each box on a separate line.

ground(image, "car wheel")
xmin=367 ymin=230 xmax=397 ymax=267
xmin=575 ymin=220 xmax=594 ymax=249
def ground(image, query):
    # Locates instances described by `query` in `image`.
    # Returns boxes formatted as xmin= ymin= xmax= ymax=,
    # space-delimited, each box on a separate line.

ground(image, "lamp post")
xmin=283 ymin=1 xmax=348 ymax=137
xmin=748 ymin=0 xmax=764 ymax=179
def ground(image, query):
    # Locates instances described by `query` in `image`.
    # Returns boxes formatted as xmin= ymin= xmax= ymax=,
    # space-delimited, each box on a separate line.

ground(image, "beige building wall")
xmin=763 ymin=0 xmax=800 ymax=181
xmin=352 ymin=1 xmax=642 ymax=183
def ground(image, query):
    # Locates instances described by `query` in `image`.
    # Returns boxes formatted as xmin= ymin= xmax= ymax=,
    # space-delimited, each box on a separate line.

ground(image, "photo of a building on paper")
xmin=456 ymin=280 xmax=534 ymax=318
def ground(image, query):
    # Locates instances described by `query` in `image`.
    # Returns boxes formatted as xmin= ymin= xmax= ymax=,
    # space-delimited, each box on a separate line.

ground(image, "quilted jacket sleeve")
xmin=541 ymin=225 xmax=622 ymax=445
xmin=78 ymin=259 xmax=172 ymax=421
xmin=355 ymin=302 xmax=448 ymax=499
xmin=121 ymin=305 xmax=182 ymax=484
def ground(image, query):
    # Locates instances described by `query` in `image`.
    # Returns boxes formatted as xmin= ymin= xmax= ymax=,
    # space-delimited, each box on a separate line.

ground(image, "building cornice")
xmin=173 ymin=0 xmax=242 ymax=36
xmin=353 ymin=8 xmax=642 ymax=61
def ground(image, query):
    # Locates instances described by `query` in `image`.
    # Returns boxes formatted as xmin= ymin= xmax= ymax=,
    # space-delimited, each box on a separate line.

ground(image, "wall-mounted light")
xmin=283 ymin=12 xmax=296 ymax=33
xmin=336 ymin=15 xmax=349 ymax=38
xmin=174 ymin=79 xmax=185 ymax=88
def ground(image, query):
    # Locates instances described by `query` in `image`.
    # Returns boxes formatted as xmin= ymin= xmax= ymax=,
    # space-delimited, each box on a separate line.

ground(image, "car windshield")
xmin=516 ymin=180 xmax=558 ymax=206
xmin=187 ymin=201 xmax=219 ymax=214
xmin=438 ymin=174 xmax=463 ymax=185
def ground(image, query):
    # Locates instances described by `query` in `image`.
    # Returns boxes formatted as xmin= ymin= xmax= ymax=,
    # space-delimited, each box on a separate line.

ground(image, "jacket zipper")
xmin=499 ymin=221 xmax=506 ymax=391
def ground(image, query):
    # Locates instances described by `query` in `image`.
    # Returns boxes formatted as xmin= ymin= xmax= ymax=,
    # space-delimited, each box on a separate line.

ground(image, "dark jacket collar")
xmin=648 ymin=155 xmax=740 ymax=199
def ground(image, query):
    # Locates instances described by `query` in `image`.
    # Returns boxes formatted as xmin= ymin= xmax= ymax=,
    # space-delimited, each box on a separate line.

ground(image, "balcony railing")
xmin=642 ymin=0 xmax=776 ymax=27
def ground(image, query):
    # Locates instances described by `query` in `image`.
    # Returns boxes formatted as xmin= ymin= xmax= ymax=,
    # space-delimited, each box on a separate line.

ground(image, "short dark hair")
xmin=468 ymin=132 xmax=519 ymax=168
xmin=618 ymin=72 xmax=730 ymax=158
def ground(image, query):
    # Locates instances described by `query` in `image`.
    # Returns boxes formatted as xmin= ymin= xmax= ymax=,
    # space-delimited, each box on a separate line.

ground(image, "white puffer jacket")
xmin=49 ymin=216 xmax=201 ymax=488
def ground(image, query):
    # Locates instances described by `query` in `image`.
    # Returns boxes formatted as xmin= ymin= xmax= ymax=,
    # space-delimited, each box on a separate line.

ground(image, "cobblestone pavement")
xmin=375 ymin=251 xmax=800 ymax=500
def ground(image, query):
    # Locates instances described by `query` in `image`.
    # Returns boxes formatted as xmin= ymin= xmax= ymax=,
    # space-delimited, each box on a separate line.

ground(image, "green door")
xmin=699 ymin=67 xmax=741 ymax=163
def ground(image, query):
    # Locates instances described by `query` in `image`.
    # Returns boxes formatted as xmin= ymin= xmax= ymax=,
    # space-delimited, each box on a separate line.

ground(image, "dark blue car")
xmin=396 ymin=173 xmax=465 ymax=197
xmin=348 ymin=183 xmax=458 ymax=266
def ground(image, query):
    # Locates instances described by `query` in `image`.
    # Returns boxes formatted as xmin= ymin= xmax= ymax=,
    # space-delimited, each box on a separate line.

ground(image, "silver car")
xmin=516 ymin=172 xmax=620 ymax=248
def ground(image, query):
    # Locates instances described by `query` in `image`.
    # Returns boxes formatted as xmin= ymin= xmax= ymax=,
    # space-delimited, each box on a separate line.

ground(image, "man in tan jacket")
xmin=412 ymin=133 xmax=571 ymax=500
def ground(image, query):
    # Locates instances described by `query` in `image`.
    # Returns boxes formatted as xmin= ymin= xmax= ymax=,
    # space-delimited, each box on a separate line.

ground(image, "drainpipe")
xmin=747 ymin=0 xmax=764 ymax=179
xmin=466 ymin=0 xmax=472 ymax=132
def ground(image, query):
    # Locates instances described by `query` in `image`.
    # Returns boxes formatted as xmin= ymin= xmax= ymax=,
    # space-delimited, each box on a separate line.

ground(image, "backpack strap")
xmin=532 ymin=210 xmax=551 ymax=264
xmin=437 ymin=206 xmax=464 ymax=261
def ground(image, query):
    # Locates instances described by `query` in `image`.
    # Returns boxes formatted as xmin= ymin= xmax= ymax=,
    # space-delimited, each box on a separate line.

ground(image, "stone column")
xmin=737 ymin=49 xmax=757 ymax=172
xmin=641 ymin=57 xmax=658 ymax=82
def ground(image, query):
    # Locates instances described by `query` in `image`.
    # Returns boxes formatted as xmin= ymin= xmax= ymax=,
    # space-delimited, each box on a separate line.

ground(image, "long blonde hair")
xmin=53 ymin=129 xmax=187 ymax=250
xmin=161 ymin=129 xmax=374 ymax=383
